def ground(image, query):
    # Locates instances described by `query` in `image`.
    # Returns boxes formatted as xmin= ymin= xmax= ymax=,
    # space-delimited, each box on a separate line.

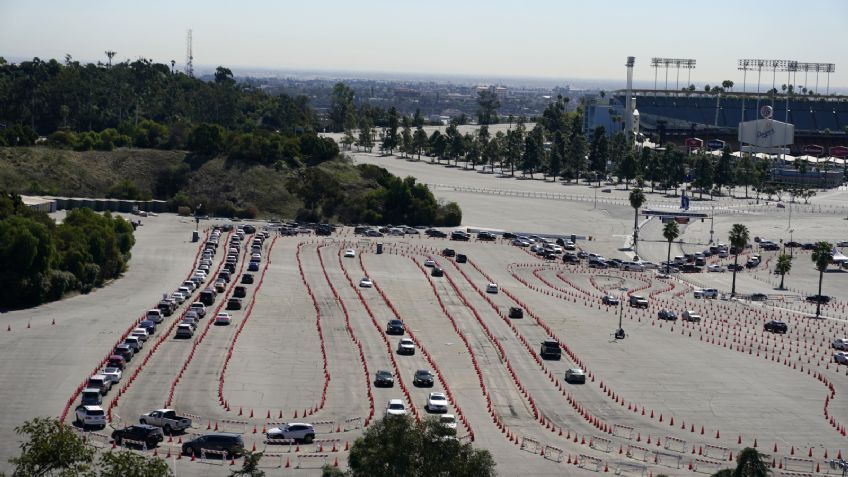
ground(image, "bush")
xmin=106 ymin=179 xmax=151 ymax=201
xmin=47 ymin=270 xmax=78 ymax=300
xmin=177 ymin=206 xmax=192 ymax=216
xmin=436 ymin=201 xmax=462 ymax=226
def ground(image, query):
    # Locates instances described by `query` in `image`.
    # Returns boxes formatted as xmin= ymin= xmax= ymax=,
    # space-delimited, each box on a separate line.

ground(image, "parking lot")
xmin=1 ymin=158 xmax=847 ymax=476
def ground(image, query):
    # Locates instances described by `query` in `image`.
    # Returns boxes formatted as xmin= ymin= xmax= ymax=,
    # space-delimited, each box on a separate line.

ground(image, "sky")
xmin=2 ymin=0 xmax=847 ymax=89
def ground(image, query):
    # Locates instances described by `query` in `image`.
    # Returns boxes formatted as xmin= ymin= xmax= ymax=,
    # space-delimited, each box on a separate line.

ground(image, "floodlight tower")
xmin=185 ymin=29 xmax=194 ymax=78
xmin=625 ymin=56 xmax=635 ymax=144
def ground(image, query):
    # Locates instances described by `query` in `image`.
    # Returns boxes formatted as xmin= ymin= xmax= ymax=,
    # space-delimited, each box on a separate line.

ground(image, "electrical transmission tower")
xmin=185 ymin=29 xmax=194 ymax=77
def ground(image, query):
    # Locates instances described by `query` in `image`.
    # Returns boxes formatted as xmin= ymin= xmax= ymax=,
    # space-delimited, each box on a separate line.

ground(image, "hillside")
xmin=0 ymin=146 xmax=461 ymax=225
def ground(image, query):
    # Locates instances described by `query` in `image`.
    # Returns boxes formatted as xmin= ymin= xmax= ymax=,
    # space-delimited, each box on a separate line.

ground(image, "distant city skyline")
xmin=2 ymin=0 xmax=847 ymax=91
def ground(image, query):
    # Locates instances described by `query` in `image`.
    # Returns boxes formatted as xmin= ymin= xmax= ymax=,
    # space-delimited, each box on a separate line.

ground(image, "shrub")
xmin=177 ymin=206 xmax=192 ymax=216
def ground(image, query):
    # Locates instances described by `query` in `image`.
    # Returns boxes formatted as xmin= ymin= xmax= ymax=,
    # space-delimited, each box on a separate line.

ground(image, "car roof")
xmin=81 ymin=405 xmax=103 ymax=411
xmin=285 ymin=423 xmax=313 ymax=427
xmin=388 ymin=399 xmax=404 ymax=405
xmin=200 ymin=432 xmax=242 ymax=438
xmin=429 ymin=392 xmax=446 ymax=398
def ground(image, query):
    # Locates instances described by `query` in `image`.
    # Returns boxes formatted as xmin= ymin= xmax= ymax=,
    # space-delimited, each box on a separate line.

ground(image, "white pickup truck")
xmin=139 ymin=409 xmax=192 ymax=434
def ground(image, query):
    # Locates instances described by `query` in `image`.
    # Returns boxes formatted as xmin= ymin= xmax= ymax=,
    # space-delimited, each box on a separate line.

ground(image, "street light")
xmin=708 ymin=205 xmax=715 ymax=244
xmin=789 ymin=229 xmax=794 ymax=259
xmin=615 ymin=287 xmax=629 ymax=339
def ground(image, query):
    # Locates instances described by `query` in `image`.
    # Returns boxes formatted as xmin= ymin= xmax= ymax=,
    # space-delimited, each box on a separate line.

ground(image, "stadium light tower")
xmin=797 ymin=62 xmax=836 ymax=95
xmin=650 ymin=58 xmax=696 ymax=93
xmin=625 ymin=56 xmax=635 ymax=144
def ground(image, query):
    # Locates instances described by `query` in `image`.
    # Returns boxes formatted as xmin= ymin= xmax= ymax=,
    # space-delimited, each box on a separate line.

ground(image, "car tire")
xmin=163 ymin=425 xmax=172 ymax=435
xmin=305 ymin=434 xmax=314 ymax=443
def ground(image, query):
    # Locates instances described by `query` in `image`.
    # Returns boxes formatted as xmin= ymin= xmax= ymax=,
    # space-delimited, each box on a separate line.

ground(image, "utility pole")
xmin=709 ymin=205 xmax=715 ymax=244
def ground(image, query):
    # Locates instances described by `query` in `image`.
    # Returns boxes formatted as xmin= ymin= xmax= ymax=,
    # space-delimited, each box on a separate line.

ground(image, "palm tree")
xmin=811 ymin=241 xmax=833 ymax=318
xmin=775 ymin=253 xmax=792 ymax=290
xmin=629 ymin=188 xmax=646 ymax=256
xmin=662 ymin=221 xmax=679 ymax=274
xmin=729 ymin=224 xmax=750 ymax=297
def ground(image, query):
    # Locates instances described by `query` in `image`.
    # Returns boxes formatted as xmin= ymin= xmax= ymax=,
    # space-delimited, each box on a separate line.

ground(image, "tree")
xmin=629 ymin=188 xmax=646 ymax=255
xmin=663 ymin=220 xmax=680 ymax=274
xmin=522 ymin=124 xmax=545 ymax=178
xmin=187 ymin=123 xmax=226 ymax=156
xmin=9 ymin=417 xmax=95 ymax=476
xmin=617 ymin=150 xmax=637 ymax=189
xmin=721 ymin=447 xmax=771 ymax=477
xmin=775 ymin=253 xmax=792 ymax=290
xmin=476 ymin=89 xmax=500 ymax=125
xmin=214 ymin=66 xmax=235 ymax=86
xmin=99 ymin=450 xmax=174 ymax=477
xmin=329 ymin=83 xmax=355 ymax=133
xmin=381 ymin=107 xmax=400 ymax=155
xmin=412 ymin=126 xmax=428 ymax=159
xmin=735 ymin=155 xmax=755 ymax=198
xmin=229 ymin=451 xmax=265 ymax=477
xmin=691 ymin=153 xmax=715 ymax=198
xmin=400 ymin=116 xmax=412 ymax=158
xmin=347 ymin=416 xmax=495 ymax=477
xmin=588 ymin=126 xmax=609 ymax=185
xmin=729 ymin=224 xmax=750 ymax=297
xmin=715 ymin=146 xmax=734 ymax=195
xmin=811 ymin=241 xmax=833 ymax=318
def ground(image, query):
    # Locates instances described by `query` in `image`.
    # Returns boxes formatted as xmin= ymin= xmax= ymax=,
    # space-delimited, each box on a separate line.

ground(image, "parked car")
xmin=431 ymin=267 xmax=444 ymax=277
xmin=657 ymin=309 xmax=678 ymax=321
xmin=385 ymin=399 xmax=407 ymax=417
xmin=455 ymin=254 xmax=467 ymax=263
xmin=182 ymin=433 xmax=244 ymax=458
xmin=708 ymin=264 xmax=724 ymax=273
xmin=112 ymin=424 xmax=164 ymax=448
xmin=101 ymin=367 xmax=122 ymax=383
xmin=564 ymin=368 xmax=586 ymax=384
xmin=588 ymin=258 xmax=608 ymax=269
xmin=832 ymin=338 xmax=848 ymax=351
xmin=602 ymin=295 xmax=619 ymax=306
xmin=226 ymin=297 xmax=242 ymax=310
xmin=427 ymin=229 xmax=447 ymax=238
xmin=139 ymin=409 xmax=193 ymax=434
xmin=682 ymin=310 xmax=702 ymax=322
xmin=374 ymin=370 xmax=394 ymax=387
xmin=87 ymin=374 xmax=112 ymax=395
xmin=450 ymin=231 xmax=470 ymax=241
xmin=486 ymin=283 xmax=499 ymax=294
xmin=426 ymin=392 xmax=449 ymax=413
xmin=424 ymin=258 xmax=436 ymax=267
xmin=266 ymin=423 xmax=315 ymax=443
xmin=621 ymin=262 xmax=645 ymax=272
xmin=413 ymin=369 xmax=435 ymax=387
xmin=628 ymin=295 xmax=648 ymax=308
xmin=175 ymin=324 xmax=194 ymax=338
xmin=806 ymin=295 xmax=831 ymax=304
xmin=442 ymin=248 xmax=456 ymax=257
xmin=477 ymin=231 xmax=497 ymax=241
xmin=75 ymin=405 xmax=107 ymax=429
xmin=835 ymin=352 xmax=848 ymax=365
xmin=694 ymin=288 xmax=719 ymax=299
xmin=359 ymin=277 xmax=373 ymax=288
xmin=539 ymin=339 xmax=561 ymax=360
xmin=344 ymin=249 xmax=356 ymax=258
xmin=439 ymin=414 xmax=458 ymax=430
xmin=189 ymin=302 xmax=206 ymax=318
xmin=215 ymin=312 xmax=232 ymax=325
xmin=397 ymin=338 xmax=416 ymax=355
xmin=386 ymin=319 xmax=405 ymax=335
xmin=107 ymin=355 xmax=126 ymax=370
xmin=248 ymin=261 xmax=260 ymax=272
xmin=146 ymin=309 xmax=164 ymax=323
xmin=80 ymin=388 xmax=102 ymax=406
xmin=114 ymin=344 xmax=134 ymax=362
xmin=764 ymin=320 xmax=788 ymax=334
xmin=508 ymin=307 xmax=524 ymax=319
xmin=750 ymin=293 xmax=768 ymax=301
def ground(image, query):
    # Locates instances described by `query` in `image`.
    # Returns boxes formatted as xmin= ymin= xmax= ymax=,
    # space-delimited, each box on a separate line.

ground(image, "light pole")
xmin=615 ymin=287 xmax=629 ymax=339
xmin=789 ymin=229 xmax=794 ymax=259
xmin=708 ymin=205 xmax=715 ymax=244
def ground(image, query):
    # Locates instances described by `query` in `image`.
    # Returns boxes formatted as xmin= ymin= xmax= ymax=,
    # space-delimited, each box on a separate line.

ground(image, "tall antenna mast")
xmin=185 ymin=29 xmax=194 ymax=77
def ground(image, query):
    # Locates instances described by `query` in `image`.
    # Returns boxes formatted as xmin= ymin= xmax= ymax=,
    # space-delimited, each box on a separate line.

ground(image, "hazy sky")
xmin=2 ymin=0 xmax=847 ymax=88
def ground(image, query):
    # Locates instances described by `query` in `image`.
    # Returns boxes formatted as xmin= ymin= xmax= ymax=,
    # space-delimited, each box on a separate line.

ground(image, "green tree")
xmin=229 ymin=451 xmax=264 ymax=477
xmin=629 ymin=188 xmax=646 ymax=255
xmin=588 ymin=126 xmax=609 ymax=185
xmin=715 ymin=146 xmax=734 ymax=195
xmin=617 ymin=150 xmax=638 ymax=189
xmin=99 ymin=450 xmax=173 ymax=477
xmin=715 ymin=447 xmax=771 ymax=477
xmin=691 ymin=153 xmax=715 ymax=198
xmin=412 ymin=126 xmax=428 ymax=159
xmin=329 ymin=82 xmax=355 ymax=133
xmin=729 ymin=224 xmax=750 ymax=297
xmin=381 ymin=107 xmax=400 ymax=154
xmin=348 ymin=416 xmax=495 ymax=477
xmin=187 ymin=123 xmax=226 ymax=156
xmin=9 ymin=417 xmax=95 ymax=477
xmin=663 ymin=220 xmax=680 ymax=274
xmin=522 ymin=124 xmax=545 ymax=178
xmin=476 ymin=89 xmax=500 ymax=125
xmin=811 ymin=241 xmax=833 ymax=318
xmin=735 ymin=155 xmax=755 ymax=198
xmin=775 ymin=253 xmax=792 ymax=290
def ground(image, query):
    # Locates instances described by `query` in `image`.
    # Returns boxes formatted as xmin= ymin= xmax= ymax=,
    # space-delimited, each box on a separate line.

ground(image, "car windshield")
xmin=440 ymin=416 xmax=455 ymax=423
xmin=430 ymin=395 xmax=446 ymax=402
xmin=104 ymin=367 xmax=118 ymax=373
xmin=389 ymin=404 xmax=404 ymax=410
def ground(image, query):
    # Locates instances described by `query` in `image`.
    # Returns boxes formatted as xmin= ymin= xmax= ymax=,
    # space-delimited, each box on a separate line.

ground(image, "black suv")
xmin=477 ymin=231 xmax=497 ymax=241
xmin=431 ymin=267 xmax=444 ymax=277
xmin=764 ymin=320 xmax=788 ymax=334
xmin=241 ymin=273 xmax=254 ymax=284
xmin=112 ymin=424 xmax=164 ymax=448
xmin=182 ymin=433 xmax=244 ymax=458
xmin=233 ymin=286 xmax=247 ymax=298
xmin=508 ymin=307 xmax=524 ymax=319
xmin=442 ymin=248 xmax=456 ymax=257
xmin=374 ymin=370 xmax=394 ymax=387
xmin=450 ymin=231 xmax=470 ymax=241
xmin=563 ymin=253 xmax=580 ymax=264
xmin=226 ymin=297 xmax=242 ymax=310
xmin=386 ymin=319 xmax=405 ymax=335
xmin=540 ymin=339 xmax=562 ymax=360
xmin=413 ymin=369 xmax=435 ymax=387
xmin=455 ymin=254 xmax=467 ymax=263
xmin=427 ymin=229 xmax=447 ymax=238
xmin=657 ymin=310 xmax=677 ymax=321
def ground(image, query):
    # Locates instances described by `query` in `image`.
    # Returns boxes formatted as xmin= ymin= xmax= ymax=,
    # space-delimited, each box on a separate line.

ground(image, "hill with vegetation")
xmin=0 ymin=56 xmax=461 ymax=224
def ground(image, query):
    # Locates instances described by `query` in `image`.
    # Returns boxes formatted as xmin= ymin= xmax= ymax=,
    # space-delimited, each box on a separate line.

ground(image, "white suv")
xmin=266 ymin=423 xmax=315 ymax=443
xmin=190 ymin=302 xmax=207 ymax=318
xmin=694 ymin=288 xmax=719 ymax=299
xmin=75 ymin=405 xmax=107 ymax=429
